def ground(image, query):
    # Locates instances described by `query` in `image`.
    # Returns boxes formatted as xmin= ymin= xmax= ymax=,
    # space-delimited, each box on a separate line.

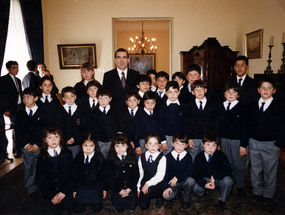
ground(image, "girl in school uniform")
xmin=72 ymin=133 xmax=107 ymax=214
xmin=36 ymin=127 xmax=74 ymax=215
xmin=106 ymin=133 xmax=139 ymax=212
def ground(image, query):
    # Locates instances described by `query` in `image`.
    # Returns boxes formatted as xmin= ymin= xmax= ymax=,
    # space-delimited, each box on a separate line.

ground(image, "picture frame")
xmin=57 ymin=43 xmax=97 ymax=69
xmin=129 ymin=54 xmax=156 ymax=74
xmin=245 ymin=29 xmax=263 ymax=59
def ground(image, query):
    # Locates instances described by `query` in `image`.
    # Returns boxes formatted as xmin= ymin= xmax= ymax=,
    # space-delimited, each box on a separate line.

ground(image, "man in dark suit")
xmin=22 ymin=60 xmax=40 ymax=90
xmin=227 ymin=55 xmax=259 ymax=107
xmin=0 ymin=61 xmax=23 ymax=158
xmin=103 ymin=48 xmax=139 ymax=111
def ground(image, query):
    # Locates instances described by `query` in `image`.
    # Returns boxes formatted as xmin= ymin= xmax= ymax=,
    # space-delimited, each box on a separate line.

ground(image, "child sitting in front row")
xmin=163 ymin=134 xmax=195 ymax=209
xmin=73 ymin=133 xmax=106 ymax=214
xmin=193 ymin=132 xmax=233 ymax=209
xmin=36 ymin=127 xmax=74 ymax=215
xmin=106 ymin=133 xmax=139 ymax=212
xmin=137 ymin=133 xmax=166 ymax=210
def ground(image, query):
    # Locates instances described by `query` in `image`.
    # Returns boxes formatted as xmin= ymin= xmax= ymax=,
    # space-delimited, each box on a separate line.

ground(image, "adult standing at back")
xmin=22 ymin=60 xmax=40 ymax=90
xmin=103 ymin=48 xmax=139 ymax=111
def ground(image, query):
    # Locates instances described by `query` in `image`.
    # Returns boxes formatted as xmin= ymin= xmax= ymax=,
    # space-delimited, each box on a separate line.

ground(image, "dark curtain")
xmin=0 ymin=0 xmax=11 ymax=76
xmin=19 ymin=0 xmax=44 ymax=64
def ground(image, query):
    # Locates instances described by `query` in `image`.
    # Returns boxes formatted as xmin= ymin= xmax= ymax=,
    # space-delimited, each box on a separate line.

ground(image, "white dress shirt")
xmin=195 ymin=97 xmax=207 ymax=110
xmin=236 ymin=74 xmax=246 ymax=86
xmin=223 ymin=100 xmax=239 ymax=111
xmin=40 ymin=93 xmax=52 ymax=103
xmin=258 ymin=97 xmax=273 ymax=112
xmin=63 ymin=103 xmax=77 ymax=116
xmin=117 ymin=68 xmax=128 ymax=80
xmin=84 ymin=152 xmax=94 ymax=163
xmin=48 ymin=146 xmax=61 ymax=157
xmin=99 ymin=105 xmax=110 ymax=114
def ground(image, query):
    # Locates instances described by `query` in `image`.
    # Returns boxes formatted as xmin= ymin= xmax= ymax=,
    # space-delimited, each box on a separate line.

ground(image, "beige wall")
xmin=42 ymin=0 xmax=285 ymax=91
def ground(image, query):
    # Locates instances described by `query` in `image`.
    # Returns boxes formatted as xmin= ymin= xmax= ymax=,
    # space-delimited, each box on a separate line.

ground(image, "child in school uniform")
xmin=162 ymin=134 xmax=195 ymax=209
xmin=155 ymin=71 xmax=169 ymax=109
xmin=74 ymin=62 xmax=96 ymax=100
xmin=137 ymin=74 xmax=151 ymax=108
xmin=73 ymin=133 xmax=107 ymax=214
xmin=172 ymin=72 xmax=187 ymax=104
xmin=95 ymin=87 xmax=118 ymax=158
xmin=15 ymin=87 xmax=42 ymax=194
xmin=193 ymin=132 xmax=233 ymax=209
xmin=37 ymin=76 xmax=61 ymax=128
xmin=187 ymin=80 xmax=218 ymax=161
xmin=158 ymin=81 xmax=187 ymax=155
xmin=137 ymin=133 xmax=166 ymax=210
xmin=59 ymin=86 xmax=83 ymax=158
xmin=249 ymin=77 xmax=285 ymax=204
xmin=147 ymin=69 xmax=157 ymax=92
xmin=36 ymin=127 xmax=74 ymax=215
xmin=133 ymin=91 xmax=159 ymax=155
xmin=217 ymin=82 xmax=248 ymax=197
xmin=106 ymin=133 xmax=139 ymax=212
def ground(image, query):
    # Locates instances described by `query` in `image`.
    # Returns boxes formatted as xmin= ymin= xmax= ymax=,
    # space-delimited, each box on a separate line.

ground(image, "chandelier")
xmin=128 ymin=21 xmax=157 ymax=54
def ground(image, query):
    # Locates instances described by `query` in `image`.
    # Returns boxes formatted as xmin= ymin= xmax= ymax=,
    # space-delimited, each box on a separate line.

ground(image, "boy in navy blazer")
xmin=155 ymin=71 xmax=169 ymax=109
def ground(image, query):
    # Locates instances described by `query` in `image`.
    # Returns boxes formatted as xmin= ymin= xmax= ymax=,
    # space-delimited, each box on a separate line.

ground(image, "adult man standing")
xmin=103 ymin=48 xmax=139 ymax=111
xmin=0 ymin=61 xmax=23 ymax=158
xmin=22 ymin=60 xmax=40 ymax=90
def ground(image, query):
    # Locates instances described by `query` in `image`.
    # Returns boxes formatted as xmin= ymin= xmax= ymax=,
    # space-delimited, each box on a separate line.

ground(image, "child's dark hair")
xmin=22 ymin=87 xmax=38 ymax=97
xmin=223 ymin=82 xmax=241 ymax=94
xmin=156 ymin=71 xmax=169 ymax=81
xmin=97 ymin=87 xmax=112 ymax=98
xmin=137 ymin=74 xmax=151 ymax=85
xmin=6 ymin=60 xmax=18 ymax=69
xmin=143 ymin=91 xmax=157 ymax=101
xmin=61 ymin=86 xmax=77 ymax=96
xmin=257 ymin=76 xmax=277 ymax=89
xmin=202 ymin=132 xmax=219 ymax=146
xmin=107 ymin=133 xmax=136 ymax=159
xmin=115 ymin=48 xmax=129 ymax=58
xmin=81 ymin=133 xmax=100 ymax=153
xmin=187 ymin=64 xmax=201 ymax=75
xmin=191 ymin=80 xmax=207 ymax=91
xmin=172 ymin=72 xmax=186 ymax=81
xmin=145 ymin=132 xmax=161 ymax=144
xmin=147 ymin=69 xmax=157 ymax=77
xmin=166 ymin=81 xmax=179 ymax=92
xmin=41 ymin=127 xmax=65 ymax=160
xmin=172 ymin=133 xmax=188 ymax=144
xmin=86 ymin=80 xmax=102 ymax=91
xmin=39 ymin=76 xmax=56 ymax=96
xmin=125 ymin=91 xmax=140 ymax=101
xmin=234 ymin=55 xmax=248 ymax=66
xmin=26 ymin=60 xmax=38 ymax=71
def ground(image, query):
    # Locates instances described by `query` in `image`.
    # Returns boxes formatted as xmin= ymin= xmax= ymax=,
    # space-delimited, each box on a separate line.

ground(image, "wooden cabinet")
xmin=180 ymin=38 xmax=238 ymax=91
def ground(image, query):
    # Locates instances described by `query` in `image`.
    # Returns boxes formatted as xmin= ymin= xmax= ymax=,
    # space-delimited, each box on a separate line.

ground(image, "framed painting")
xmin=245 ymin=29 xmax=263 ymax=59
xmin=129 ymin=54 xmax=156 ymax=74
xmin=57 ymin=43 xmax=97 ymax=69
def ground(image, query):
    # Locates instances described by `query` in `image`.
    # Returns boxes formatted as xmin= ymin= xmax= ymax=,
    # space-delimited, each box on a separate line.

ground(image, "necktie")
xmin=13 ymin=76 xmax=20 ymax=92
xmin=148 ymin=155 xmax=153 ymax=163
xmin=260 ymin=102 xmax=265 ymax=112
xmin=54 ymin=150 xmax=58 ymax=157
xmin=159 ymin=91 xmax=163 ymax=98
xmin=226 ymin=102 xmax=231 ymax=111
xmin=131 ymin=109 xmax=134 ymax=118
xmin=199 ymin=101 xmax=203 ymax=110
xmin=29 ymin=109 xmax=33 ymax=116
xmin=103 ymin=107 xmax=106 ymax=114
xmin=85 ymin=155 xmax=89 ymax=164
xmin=238 ymin=78 xmax=242 ymax=86
xmin=121 ymin=155 xmax=125 ymax=161
xmin=150 ymin=111 xmax=153 ymax=116
xmin=121 ymin=72 xmax=126 ymax=88
xmin=208 ymin=154 xmax=212 ymax=163
xmin=68 ymin=106 xmax=72 ymax=116
xmin=177 ymin=154 xmax=180 ymax=161
xmin=45 ymin=96 xmax=49 ymax=104
xmin=92 ymin=99 xmax=96 ymax=110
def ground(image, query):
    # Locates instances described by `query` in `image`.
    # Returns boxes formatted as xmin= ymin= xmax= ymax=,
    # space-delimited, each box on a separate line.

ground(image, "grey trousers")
xmin=22 ymin=147 xmax=40 ymax=191
xmin=98 ymin=141 xmax=112 ymax=158
xmin=67 ymin=145 xmax=80 ymax=159
xmin=187 ymin=139 xmax=203 ymax=162
xmin=164 ymin=177 xmax=195 ymax=202
xmin=163 ymin=135 xmax=174 ymax=155
xmin=248 ymin=138 xmax=280 ymax=198
xmin=220 ymin=138 xmax=246 ymax=189
xmin=139 ymin=139 xmax=147 ymax=153
xmin=193 ymin=176 xmax=233 ymax=202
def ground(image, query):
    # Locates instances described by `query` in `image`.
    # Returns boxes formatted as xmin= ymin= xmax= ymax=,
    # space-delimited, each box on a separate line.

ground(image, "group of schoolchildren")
xmin=5 ymin=53 xmax=284 ymax=214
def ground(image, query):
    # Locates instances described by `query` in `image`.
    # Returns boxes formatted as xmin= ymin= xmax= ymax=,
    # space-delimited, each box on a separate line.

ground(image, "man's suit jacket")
xmin=103 ymin=68 xmax=139 ymax=111
xmin=0 ymin=74 xmax=22 ymax=115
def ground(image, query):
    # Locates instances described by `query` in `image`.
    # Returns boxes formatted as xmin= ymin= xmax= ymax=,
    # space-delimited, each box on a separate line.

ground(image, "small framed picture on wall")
xmin=245 ymin=29 xmax=263 ymax=59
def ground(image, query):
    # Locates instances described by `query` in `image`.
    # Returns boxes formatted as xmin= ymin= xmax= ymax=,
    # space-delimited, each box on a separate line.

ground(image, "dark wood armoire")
xmin=180 ymin=38 xmax=238 ymax=92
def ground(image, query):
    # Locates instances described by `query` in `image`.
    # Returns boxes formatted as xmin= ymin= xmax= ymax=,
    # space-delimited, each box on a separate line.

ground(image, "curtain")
xmin=0 ymin=0 xmax=11 ymax=75
xmin=19 ymin=0 xmax=44 ymax=64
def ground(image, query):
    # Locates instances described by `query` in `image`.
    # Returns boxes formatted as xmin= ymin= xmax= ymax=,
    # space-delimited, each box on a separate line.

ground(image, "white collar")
xmin=63 ymin=103 xmax=77 ymax=115
xmin=117 ymin=68 xmax=128 ymax=79
xmin=89 ymin=97 xmax=98 ymax=107
xmin=223 ymin=100 xmax=239 ymax=110
xmin=138 ymin=90 xmax=144 ymax=98
xmin=171 ymin=150 xmax=187 ymax=160
xmin=83 ymin=80 xmax=89 ymax=86
xmin=258 ymin=97 xmax=273 ymax=111
xmin=25 ymin=104 xmax=38 ymax=116
xmin=84 ymin=152 xmax=94 ymax=162
xmin=195 ymin=97 xmax=207 ymax=108
xmin=128 ymin=106 xmax=138 ymax=116
xmin=117 ymin=152 xmax=127 ymax=160
xmin=41 ymin=93 xmax=52 ymax=102
xmin=99 ymin=105 xmax=110 ymax=113
xmin=48 ymin=145 xmax=61 ymax=157
xmin=145 ymin=150 xmax=160 ymax=160
xmin=166 ymin=99 xmax=180 ymax=106
xmin=144 ymin=108 xmax=154 ymax=116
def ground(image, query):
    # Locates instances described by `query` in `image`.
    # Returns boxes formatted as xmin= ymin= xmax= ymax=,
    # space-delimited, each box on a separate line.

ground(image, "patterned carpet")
xmin=0 ymin=160 xmax=284 ymax=215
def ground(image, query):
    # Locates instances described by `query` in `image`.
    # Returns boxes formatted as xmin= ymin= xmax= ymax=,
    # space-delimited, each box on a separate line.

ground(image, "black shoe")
xmin=262 ymin=197 xmax=274 ymax=206
xmin=155 ymin=198 xmax=164 ymax=208
xmin=251 ymin=194 xmax=262 ymax=203
xmin=217 ymin=200 xmax=226 ymax=209
xmin=181 ymin=201 xmax=190 ymax=209
xmin=237 ymin=188 xmax=246 ymax=197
